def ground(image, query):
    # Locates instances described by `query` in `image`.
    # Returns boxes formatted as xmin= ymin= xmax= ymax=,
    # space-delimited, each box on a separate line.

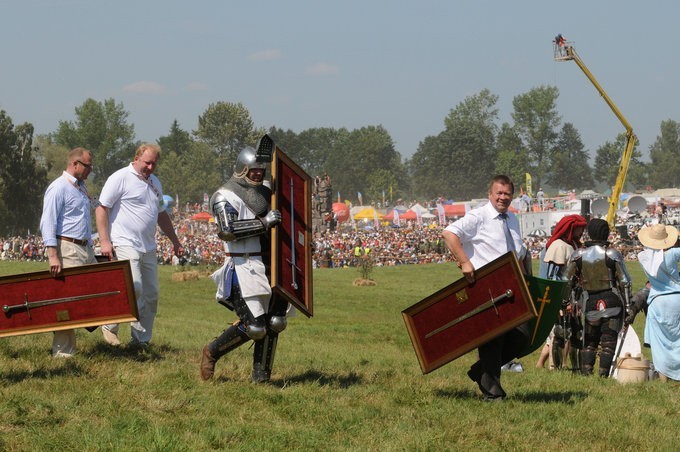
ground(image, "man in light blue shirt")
xmin=40 ymin=147 xmax=97 ymax=357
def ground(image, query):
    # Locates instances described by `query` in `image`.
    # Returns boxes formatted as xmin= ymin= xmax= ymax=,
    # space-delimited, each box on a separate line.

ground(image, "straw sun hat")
xmin=637 ymin=224 xmax=679 ymax=250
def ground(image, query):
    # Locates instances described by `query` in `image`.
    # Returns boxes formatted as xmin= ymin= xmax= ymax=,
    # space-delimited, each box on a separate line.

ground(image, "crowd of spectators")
xmin=1 ymin=235 xmax=46 ymax=261
xmin=313 ymin=224 xmax=450 ymax=268
xmin=3 ymin=202 xmax=677 ymax=269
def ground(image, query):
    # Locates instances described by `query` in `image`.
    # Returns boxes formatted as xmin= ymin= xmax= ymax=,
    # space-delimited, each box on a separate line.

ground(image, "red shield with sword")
xmin=402 ymin=252 xmax=537 ymax=374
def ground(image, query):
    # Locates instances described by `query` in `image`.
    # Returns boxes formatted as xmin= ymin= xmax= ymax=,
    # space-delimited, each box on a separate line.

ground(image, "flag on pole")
xmin=393 ymin=209 xmax=400 ymax=227
xmin=525 ymin=173 xmax=533 ymax=198
xmin=357 ymin=191 xmax=363 ymax=206
xmin=373 ymin=208 xmax=380 ymax=229
xmin=337 ymin=192 xmax=341 ymax=203
xmin=415 ymin=205 xmax=422 ymax=226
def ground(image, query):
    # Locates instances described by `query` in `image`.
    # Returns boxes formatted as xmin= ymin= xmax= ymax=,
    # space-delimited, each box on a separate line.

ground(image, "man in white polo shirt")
xmin=95 ymin=143 xmax=183 ymax=349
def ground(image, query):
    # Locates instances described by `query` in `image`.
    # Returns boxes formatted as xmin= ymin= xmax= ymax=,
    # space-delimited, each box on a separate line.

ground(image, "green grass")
xmin=0 ymin=260 xmax=676 ymax=451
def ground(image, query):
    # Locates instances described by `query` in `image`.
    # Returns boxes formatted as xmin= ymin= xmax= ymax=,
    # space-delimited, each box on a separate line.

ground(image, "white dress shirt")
xmin=445 ymin=201 xmax=526 ymax=268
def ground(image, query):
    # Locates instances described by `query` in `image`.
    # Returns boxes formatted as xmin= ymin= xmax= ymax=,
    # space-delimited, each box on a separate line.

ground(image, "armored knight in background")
xmin=200 ymin=142 xmax=290 ymax=383
xmin=565 ymin=219 xmax=632 ymax=377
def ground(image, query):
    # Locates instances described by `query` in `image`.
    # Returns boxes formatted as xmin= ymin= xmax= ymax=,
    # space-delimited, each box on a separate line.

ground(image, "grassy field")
xmin=0 ymin=259 xmax=677 ymax=451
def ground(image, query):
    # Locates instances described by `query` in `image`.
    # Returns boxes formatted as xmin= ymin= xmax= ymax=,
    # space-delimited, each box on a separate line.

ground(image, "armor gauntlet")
xmin=211 ymin=191 xmax=282 ymax=242
xmin=626 ymin=286 xmax=650 ymax=325
xmin=261 ymin=210 xmax=282 ymax=229
xmin=211 ymin=192 xmax=267 ymax=242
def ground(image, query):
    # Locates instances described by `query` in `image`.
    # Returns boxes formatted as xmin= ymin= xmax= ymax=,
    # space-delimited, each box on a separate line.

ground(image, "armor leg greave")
xmin=252 ymin=331 xmax=279 ymax=383
xmin=598 ymin=326 xmax=619 ymax=378
xmin=580 ymin=347 xmax=597 ymax=376
xmin=597 ymin=317 xmax=620 ymax=377
xmin=569 ymin=346 xmax=581 ymax=372
xmin=209 ymin=323 xmax=250 ymax=358
xmin=201 ymin=323 xmax=250 ymax=381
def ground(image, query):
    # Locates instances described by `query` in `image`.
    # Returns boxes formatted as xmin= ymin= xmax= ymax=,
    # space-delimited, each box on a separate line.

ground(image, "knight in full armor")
xmin=200 ymin=140 xmax=291 ymax=383
xmin=565 ymin=219 xmax=632 ymax=377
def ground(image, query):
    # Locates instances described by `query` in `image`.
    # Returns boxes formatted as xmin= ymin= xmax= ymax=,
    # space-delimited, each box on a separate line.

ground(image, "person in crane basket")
xmin=554 ymin=34 xmax=567 ymax=57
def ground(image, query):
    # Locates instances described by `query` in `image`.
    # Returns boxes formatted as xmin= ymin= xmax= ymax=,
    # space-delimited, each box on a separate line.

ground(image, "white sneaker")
xmin=102 ymin=328 xmax=121 ymax=346
xmin=501 ymin=361 xmax=524 ymax=372
xmin=53 ymin=351 xmax=74 ymax=358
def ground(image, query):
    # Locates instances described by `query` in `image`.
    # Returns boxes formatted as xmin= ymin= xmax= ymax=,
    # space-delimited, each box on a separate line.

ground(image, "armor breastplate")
xmin=578 ymin=245 xmax=613 ymax=292
xmin=223 ymin=177 xmax=270 ymax=217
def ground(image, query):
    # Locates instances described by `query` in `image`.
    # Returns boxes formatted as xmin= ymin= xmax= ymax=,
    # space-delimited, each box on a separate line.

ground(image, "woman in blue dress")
xmin=637 ymin=223 xmax=680 ymax=382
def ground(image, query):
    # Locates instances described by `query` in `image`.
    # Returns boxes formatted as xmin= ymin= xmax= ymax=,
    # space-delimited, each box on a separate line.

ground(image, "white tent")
xmin=652 ymin=188 xmax=680 ymax=198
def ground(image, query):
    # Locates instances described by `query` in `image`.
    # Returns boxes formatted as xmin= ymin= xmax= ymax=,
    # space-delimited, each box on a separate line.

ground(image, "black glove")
xmin=624 ymin=307 xmax=637 ymax=326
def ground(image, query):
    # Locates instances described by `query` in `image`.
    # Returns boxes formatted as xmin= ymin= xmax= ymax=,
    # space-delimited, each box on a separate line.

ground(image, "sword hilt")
xmin=3 ymin=293 xmax=31 ymax=318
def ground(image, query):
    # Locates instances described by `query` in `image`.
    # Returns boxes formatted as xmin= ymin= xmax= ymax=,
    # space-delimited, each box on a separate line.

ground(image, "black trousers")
xmin=469 ymin=323 xmax=530 ymax=397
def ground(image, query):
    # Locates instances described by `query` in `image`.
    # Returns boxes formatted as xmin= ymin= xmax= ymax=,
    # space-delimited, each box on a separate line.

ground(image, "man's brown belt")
xmin=57 ymin=235 xmax=89 ymax=246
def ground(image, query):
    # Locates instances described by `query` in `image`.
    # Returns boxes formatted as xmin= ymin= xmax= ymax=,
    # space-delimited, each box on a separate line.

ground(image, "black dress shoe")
xmin=467 ymin=368 xmax=491 ymax=397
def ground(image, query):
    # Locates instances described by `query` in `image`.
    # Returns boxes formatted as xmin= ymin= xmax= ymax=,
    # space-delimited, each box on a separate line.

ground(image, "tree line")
xmin=1 ymin=85 xmax=679 ymax=235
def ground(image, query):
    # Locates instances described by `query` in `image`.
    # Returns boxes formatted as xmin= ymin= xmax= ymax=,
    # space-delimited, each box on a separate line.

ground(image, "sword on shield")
xmin=425 ymin=289 xmax=514 ymax=338
xmin=3 ymin=290 xmax=121 ymax=318
xmin=286 ymin=177 xmax=301 ymax=290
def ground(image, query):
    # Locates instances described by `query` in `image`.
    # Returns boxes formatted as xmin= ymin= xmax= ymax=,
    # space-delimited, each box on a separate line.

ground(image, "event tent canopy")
xmin=190 ymin=212 xmax=213 ymax=221
xmin=353 ymin=206 xmax=381 ymax=220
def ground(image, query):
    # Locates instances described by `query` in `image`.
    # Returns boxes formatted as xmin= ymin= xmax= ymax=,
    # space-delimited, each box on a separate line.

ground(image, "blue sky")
xmin=2 ymin=0 xmax=677 ymax=162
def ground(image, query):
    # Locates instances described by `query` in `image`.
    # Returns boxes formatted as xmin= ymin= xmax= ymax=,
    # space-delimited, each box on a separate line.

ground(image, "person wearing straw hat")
xmin=637 ymin=223 xmax=680 ymax=382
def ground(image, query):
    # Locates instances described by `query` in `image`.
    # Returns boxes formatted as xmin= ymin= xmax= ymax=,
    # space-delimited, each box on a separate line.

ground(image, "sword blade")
xmin=425 ymin=289 xmax=513 ymax=339
xmin=289 ymin=177 xmax=298 ymax=290
xmin=3 ymin=290 xmax=121 ymax=315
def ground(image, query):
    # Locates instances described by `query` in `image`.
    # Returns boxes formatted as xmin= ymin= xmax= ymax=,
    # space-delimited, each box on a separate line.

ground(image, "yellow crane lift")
xmin=553 ymin=34 xmax=636 ymax=228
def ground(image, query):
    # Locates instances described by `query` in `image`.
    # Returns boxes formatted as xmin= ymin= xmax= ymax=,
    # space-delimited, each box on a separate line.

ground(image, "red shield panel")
xmin=0 ymin=260 xmax=138 ymax=338
xmin=270 ymin=145 xmax=314 ymax=317
xmin=402 ymin=252 xmax=536 ymax=374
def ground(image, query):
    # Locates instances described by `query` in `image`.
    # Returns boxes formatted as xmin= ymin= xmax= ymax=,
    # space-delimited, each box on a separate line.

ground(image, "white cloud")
xmin=123 ymin=81 xmax=164 ymax=94
xmin=187 ymin=81 xmax=208 ymax=91
xmin=305 ymin=63 xmax=339 ymax=76
xmin=248 ymin=49 xmax=282 ymax=61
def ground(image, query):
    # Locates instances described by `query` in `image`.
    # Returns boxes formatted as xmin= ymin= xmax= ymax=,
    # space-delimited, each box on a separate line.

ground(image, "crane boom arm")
xmin=558 ymin=43 xmax=636 ymax=227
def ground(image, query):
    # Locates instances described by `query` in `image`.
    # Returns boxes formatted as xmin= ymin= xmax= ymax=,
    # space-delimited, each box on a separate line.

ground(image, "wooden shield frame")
xmin=0 ymin=260 xmax=138 ymax=338
xmin=402 ymin=252 xmax=536 ymax=374
xmin=270 ymin=146 xmax=314 ymax=317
